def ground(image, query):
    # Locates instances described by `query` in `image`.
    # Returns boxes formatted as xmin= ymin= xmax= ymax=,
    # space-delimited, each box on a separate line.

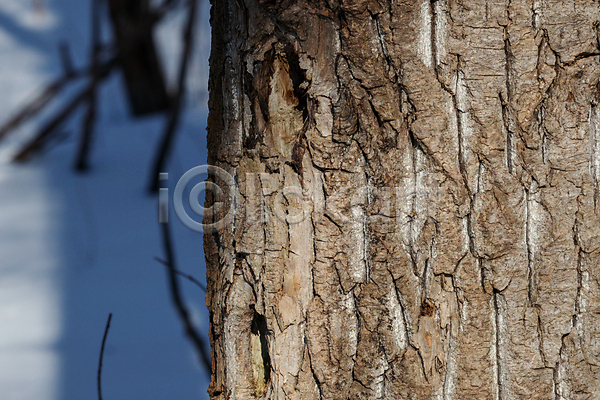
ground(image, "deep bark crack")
xmin=493 ymin=290 xmax=504 ymax=400
xmin=525 ymin=190 xmax=535 ymax=304
xmin=590 ymin=103 xmax=599 ymax=208
xmin=502 ymin=17 xmax=515 ymax=175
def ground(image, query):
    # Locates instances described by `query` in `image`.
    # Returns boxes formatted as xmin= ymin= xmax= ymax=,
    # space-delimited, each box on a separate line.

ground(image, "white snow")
xmin=0 ymin=0 xmax=212 ymax=399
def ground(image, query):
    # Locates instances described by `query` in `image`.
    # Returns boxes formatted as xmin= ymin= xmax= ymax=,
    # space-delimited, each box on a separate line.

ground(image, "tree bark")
xmin=205 ymin=0 xmax=600 ymax=398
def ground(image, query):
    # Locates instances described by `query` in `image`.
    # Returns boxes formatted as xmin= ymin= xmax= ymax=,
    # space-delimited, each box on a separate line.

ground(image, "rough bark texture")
xmin=205 ymin=0 xmax=600 ymax=398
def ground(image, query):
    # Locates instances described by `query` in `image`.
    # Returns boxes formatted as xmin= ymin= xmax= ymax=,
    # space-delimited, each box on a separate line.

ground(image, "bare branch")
xmin=0 ymin=72 xmax=80 ymax=143
xmin=12 ymin=58 xmax=116 ymax=163
xmin=160 ymin=223 xmax=212 ymax=375
xmin=58 ymin=40 xmax=75 ymax=76
xmin=97 ymin=313 xmax=113 ymax=400
xmin=74 ymin=0 xmax=103 ymax=172
xmin=0 ymin=0 xmax=183 ymax=148
xmin=148 ymin=0 xmax=199 ymax=193
xmin=154 ymin=256 xmax=207 ymax=293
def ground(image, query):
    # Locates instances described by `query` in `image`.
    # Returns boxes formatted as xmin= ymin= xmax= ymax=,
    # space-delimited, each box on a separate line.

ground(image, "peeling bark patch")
xmin=265 ymin=42 xmax=308 ymax=160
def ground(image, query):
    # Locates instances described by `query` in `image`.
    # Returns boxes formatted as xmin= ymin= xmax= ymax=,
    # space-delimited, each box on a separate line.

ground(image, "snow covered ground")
xmin=0 ymin=1 xmax=212 ymax=399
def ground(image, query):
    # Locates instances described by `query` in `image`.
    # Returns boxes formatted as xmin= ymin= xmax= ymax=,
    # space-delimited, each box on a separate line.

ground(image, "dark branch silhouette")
xmin=155 ymin=256 xmax=207 ymax=292
xmin=58 ymin=40 xmax=75 ymax=76
xmin=97 ymin=313 xmax=113 ymax=400
xmin=0 ymin=70 xmax=82 ymax=142
xmin=148 ymin=0 xmax=199 ymax=192
xmin=3 ymin=0 xmax=177 ymax=162
xmin=13 ymin=58 xmax=117 ymax=163
xmin=160 ymin=223 xmax=212 ymax=374
xmin=75 ymin=0 xmax=103 ymax=172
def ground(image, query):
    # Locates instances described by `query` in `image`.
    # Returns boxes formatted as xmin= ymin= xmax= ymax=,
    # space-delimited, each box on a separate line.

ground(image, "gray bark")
xmin=204 ymin=0 xmax=600 ymax=398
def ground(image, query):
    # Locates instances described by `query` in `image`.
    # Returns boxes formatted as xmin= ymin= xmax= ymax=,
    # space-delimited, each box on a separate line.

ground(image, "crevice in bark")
xmin=492 ymin=290 xmax=505 ymax=400
xmin=566 ymin=51 xmax=600 ymax=66
xmin=279 ymin=42 xmax=310 ymax=117
xmin=552 ymin=362 xmax=559 ymax=400
xmin=251 ymin=307 xmax=272 ymax=388
xmin=406 ymin=108 xmax=461 ymax=189
xmin=364 ymin=176 xmax=371 ymax=283
xmin=408 ymin=129 xmax=421 ymax=280
xmin=351 ymin=372 xmax=371 ymax=393
xmin=535 ymin=306 xmax=548 ymax=366
xmin=536 ymin=106 xmax=547 ymax=164
xmin=525 ymin=189 xmax=535 ymax=304
xmin=575 ymin=248 xmax=583 ymax=319
xmin=595 ymin=21 xmax=600 ymax=52
xmin=388 ymin=268 xmax=413 ymax=349
xmin=306 ymin=344 xmax=324 ymax=399
xmin=370 ymin=11 xmax=397 ymax=82
xmin=429 ymin=0 xmax=438 ymax=75
xmin=500 ymin=94 xmax=513 ymax=175
xmin=479 ymin=258 xmax=487 ymax=293
xmin=414 ymin=342 xmax=430 ymax=385
xmin=367 ymin=99 xmax=384 ymax=128
xmin=553 ymin=331 xmax=571 ymax=400
xmin=501 ymin=16 xmax=515 ymax=174
xmin=239 ymin=254 xmax=259 ymax=301
xmin=409 ymin=130 xmax=425 ymax=154
xmin=350 ymin=292 xmax=363 ymax=390
xmin=589 ymin=102 xmax=599 ymax=208
xmin=243 ymin=66 xmax=266 ymax=150
xmin=473 ymin=161 xmax=484 ymax=281
xmin=466 ymin=206 xmax=477 ymax=258
xmin=451 ymin=55 xmax=471 ymax=194
xmin=310 ymin=200 xmax=321 ymax=301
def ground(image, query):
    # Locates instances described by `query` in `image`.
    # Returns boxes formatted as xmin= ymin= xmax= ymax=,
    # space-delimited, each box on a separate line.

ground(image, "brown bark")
xmin=205 ymin=0 xmax=600 ymax=398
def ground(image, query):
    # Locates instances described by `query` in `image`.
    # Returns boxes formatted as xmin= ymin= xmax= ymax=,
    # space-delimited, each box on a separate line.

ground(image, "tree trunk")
xmin=205 ymin=0 xmax=600 ymax=398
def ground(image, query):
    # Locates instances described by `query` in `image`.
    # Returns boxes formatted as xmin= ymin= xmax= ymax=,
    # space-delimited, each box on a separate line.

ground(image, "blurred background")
xmin=0 ymin=0 xmax=212 ymax=398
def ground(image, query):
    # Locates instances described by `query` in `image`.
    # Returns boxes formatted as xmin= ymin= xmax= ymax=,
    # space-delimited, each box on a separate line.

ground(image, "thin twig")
xmin=59 ymin=40 xmax=75 ymax=76
xmin=75 ymin=0 xmax=103 ymax=172
xmin=13 ymin=58 xmax=116 ymax=163
xmin=154 ymin=256 xmax=207 ymax=292
xmin=0 ymin=0 xmax=178 ymax=147
xmin=160 ymin=223 xmax=212 ymax=374
xmin=0 ymin=72 xmax=81 ymax=142
xmin=148 ymin=0 xmax=199 ymax=193
xmin=98 ymin=313 xmax=113 ymax=400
